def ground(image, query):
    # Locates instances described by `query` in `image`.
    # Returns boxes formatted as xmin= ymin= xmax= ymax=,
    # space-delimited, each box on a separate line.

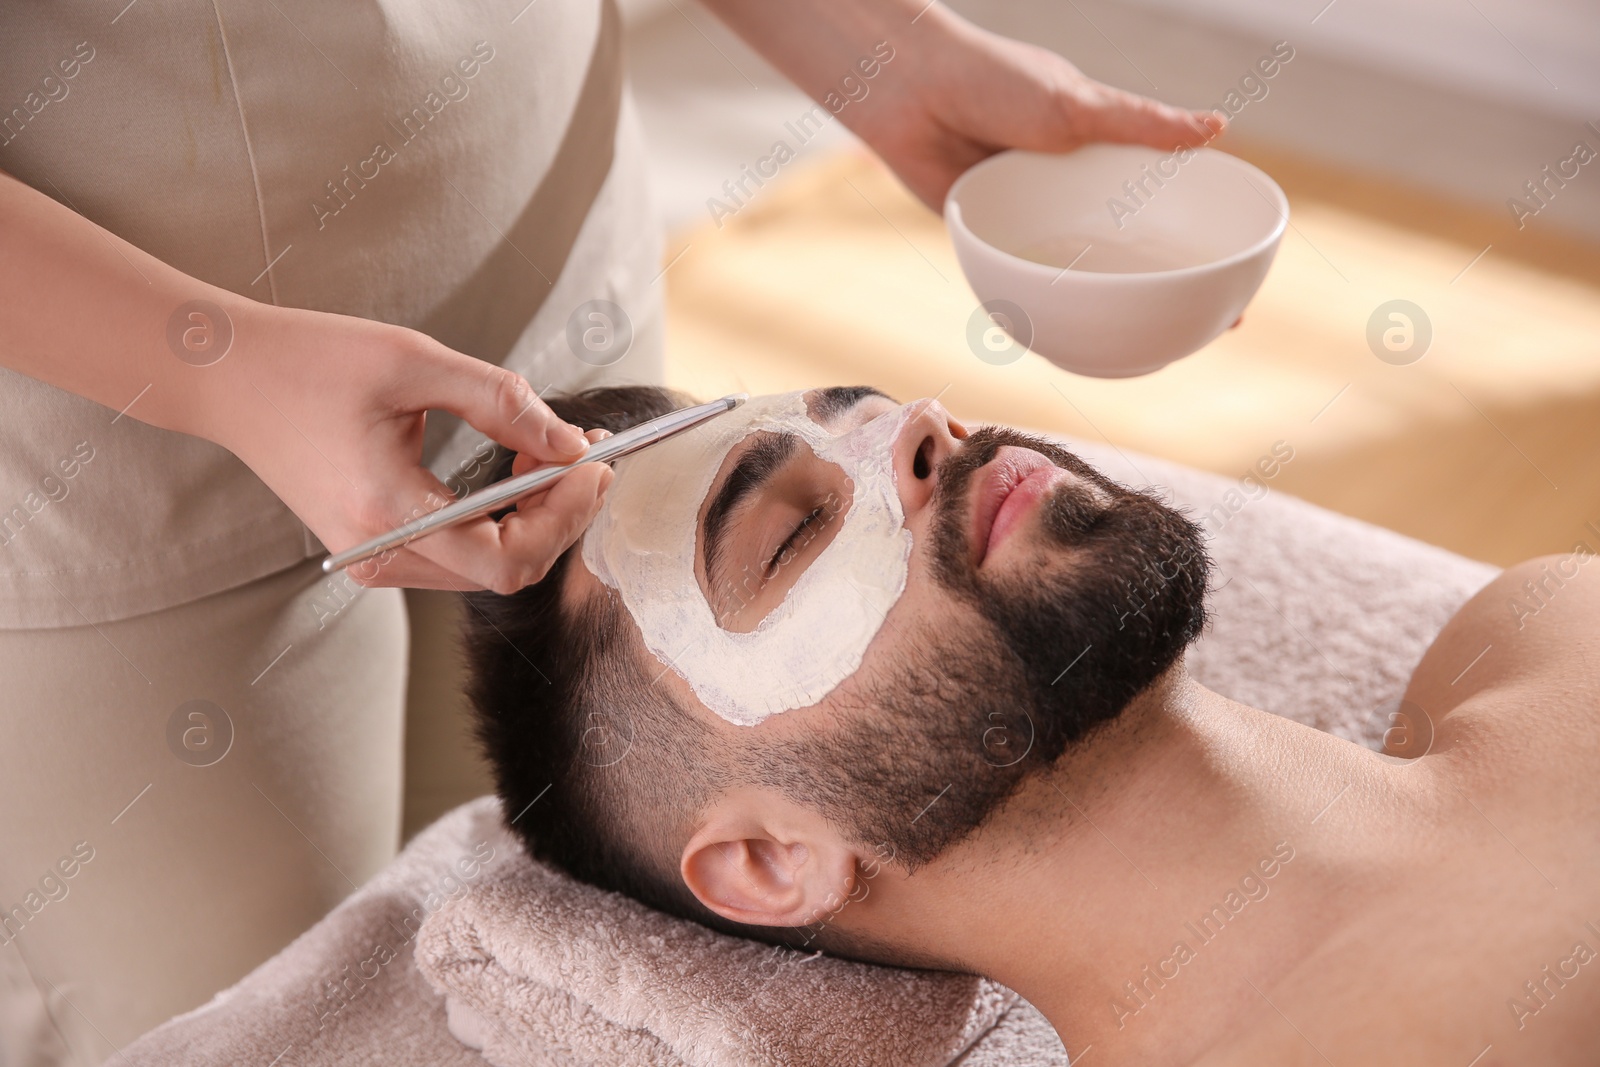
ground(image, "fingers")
xmin=353 ymin=425 xmax=620 ymax=591
xmin=1076 ymin=85 xmax=1226 ymax=151
xmin=346 ymin=349 xmax=619 ymax=591
xmin=500 ymin=458 xmax=613 ymax=567
xmin=510 ymin=426 xmax=611 ymax=478
xmin=355 ymin=460 xmax=613 ymax=595
xmin=1184 ymin=108 xmax=1228 ymax=145
xmin=409 ymin=350 xmax=591 ymax=466
xmin=344 ymin=547 xmax=490 ymax=592
xmin=1126 ymin=98 xmax=1223 ymax=149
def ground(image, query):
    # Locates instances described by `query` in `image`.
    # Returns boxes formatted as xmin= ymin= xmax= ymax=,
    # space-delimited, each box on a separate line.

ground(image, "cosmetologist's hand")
xmin=193 ymin=302 xmax=612 ymax=594
xmin=702 ymin=0 xmax=1226 ymax=212
xmin=0 ymin=168 xmax=608 ymax=595
xmin=858 ymin=12 xmax=1227 ymax=209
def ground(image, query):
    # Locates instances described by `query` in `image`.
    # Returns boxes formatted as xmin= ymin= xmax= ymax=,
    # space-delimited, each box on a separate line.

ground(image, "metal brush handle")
xmin=320 ymin=393 xmax=747 ymax=575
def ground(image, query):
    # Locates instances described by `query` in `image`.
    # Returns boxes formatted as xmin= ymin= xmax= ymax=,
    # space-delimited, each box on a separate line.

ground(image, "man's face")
xmin=568 ymin=386 xmax=1210 ymax=867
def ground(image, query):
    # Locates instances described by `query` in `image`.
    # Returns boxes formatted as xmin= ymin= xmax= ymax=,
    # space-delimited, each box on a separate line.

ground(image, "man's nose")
xmin=892 ymin=398 xmax=967 ymax=517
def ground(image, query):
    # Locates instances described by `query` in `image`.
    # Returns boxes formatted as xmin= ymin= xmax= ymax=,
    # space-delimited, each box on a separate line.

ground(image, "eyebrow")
xmin=699 ymin=386 xmax=893 ymax=589
xmin=810 ymin=384 xmax=892 ymax=422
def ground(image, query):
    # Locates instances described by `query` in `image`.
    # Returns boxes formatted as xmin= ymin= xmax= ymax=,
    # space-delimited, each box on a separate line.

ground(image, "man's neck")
xmin=854 ymin=669 xmax=1411 ymax=1061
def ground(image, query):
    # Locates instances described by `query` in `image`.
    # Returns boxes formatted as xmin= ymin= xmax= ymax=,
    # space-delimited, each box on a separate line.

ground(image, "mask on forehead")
xmin=581 ymin=391 xmax=914 ymax=726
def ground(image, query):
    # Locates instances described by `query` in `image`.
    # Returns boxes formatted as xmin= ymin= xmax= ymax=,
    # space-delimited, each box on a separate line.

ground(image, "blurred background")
xmin=404 ymin=0 xmax=1600 ymax=835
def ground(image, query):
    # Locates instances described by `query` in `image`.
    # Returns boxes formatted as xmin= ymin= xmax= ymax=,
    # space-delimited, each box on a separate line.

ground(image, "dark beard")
xmin=928 ymin=426 xmax=1212 ymax=769
xmin=752 ymin=427 xmax=1211 ymax=873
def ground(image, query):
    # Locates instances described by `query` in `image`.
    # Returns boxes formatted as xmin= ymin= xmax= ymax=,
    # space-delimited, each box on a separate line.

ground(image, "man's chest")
xmin=1201 ymin=801 xmax=1600 ymax=1066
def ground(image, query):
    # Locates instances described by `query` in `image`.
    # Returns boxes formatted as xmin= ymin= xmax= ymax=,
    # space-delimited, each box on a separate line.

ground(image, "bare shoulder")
xmin=1400 ymin=548 xmax=1600 ymax=746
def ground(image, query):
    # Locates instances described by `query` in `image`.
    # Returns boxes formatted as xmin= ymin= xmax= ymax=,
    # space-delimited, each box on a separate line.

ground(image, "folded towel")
xmin=412 ymin=851 xmax=1011 ymax=1067
xmin=414 ymin=846 xmax=1016 ymax=1067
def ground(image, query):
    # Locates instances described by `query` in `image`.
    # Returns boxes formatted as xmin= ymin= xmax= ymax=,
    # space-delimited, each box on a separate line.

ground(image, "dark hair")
xmin=461 ymin=385 xmax=744 ymax=929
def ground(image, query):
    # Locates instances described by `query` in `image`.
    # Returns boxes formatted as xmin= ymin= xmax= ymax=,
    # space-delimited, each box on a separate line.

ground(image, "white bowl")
xmin=945 ymin=145 xmax=1288 ymax=378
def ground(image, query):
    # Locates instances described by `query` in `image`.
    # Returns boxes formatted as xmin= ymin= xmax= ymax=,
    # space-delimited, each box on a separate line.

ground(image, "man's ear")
xmin=680 ymin=788 xmax=858 ymax=929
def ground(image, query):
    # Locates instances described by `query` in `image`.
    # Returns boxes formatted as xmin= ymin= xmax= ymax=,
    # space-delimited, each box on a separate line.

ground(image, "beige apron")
xmin=0 ymin=0 xmax=663 ymax=629
xmin=0 ymin=2 xmax=663 ymax=1061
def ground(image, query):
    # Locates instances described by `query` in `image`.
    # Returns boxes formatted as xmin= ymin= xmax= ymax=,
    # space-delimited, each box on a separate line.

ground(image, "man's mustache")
xmin=925 ymin=426 xmax=1119 ymax=592
xmin=930 ymin=425 xmax=1115 ymax=534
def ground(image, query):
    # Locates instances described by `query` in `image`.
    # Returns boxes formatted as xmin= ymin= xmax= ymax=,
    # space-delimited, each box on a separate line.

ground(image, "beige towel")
xmin=414 ymin=852 xmax=1016 ymax=1067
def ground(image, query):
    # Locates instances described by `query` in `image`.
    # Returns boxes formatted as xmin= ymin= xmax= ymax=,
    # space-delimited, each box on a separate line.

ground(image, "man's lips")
xmin=968 ymin=446 xmax=1069 ymax=568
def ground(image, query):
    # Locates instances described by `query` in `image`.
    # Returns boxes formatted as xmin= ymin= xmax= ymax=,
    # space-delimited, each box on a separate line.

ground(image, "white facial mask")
xmin=580 ymin=391 xmax=913 ymax=726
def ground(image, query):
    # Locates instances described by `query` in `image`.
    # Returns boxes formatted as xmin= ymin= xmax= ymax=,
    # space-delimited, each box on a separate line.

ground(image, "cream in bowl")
xmin=945 ymin=145 xmax=1288 ymax=378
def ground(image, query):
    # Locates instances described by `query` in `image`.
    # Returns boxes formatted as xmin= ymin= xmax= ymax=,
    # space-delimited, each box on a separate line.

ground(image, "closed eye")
xmin=766 ymin=505 xmax=828 ymax=577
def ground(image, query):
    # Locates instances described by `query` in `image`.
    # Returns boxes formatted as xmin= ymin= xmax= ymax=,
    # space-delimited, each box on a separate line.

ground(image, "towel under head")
xmin=414 ymin=835 xmax=1016 ymax=1067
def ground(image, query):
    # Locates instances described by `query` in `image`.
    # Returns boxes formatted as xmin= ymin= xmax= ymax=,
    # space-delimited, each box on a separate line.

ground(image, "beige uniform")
xmin=0 ymin=1 xmax=661 ymax=1062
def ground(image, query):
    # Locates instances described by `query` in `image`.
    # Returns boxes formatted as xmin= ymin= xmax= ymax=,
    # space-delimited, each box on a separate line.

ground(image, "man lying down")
xmin=461 ymin=384 xmax=1600 ymax=1064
